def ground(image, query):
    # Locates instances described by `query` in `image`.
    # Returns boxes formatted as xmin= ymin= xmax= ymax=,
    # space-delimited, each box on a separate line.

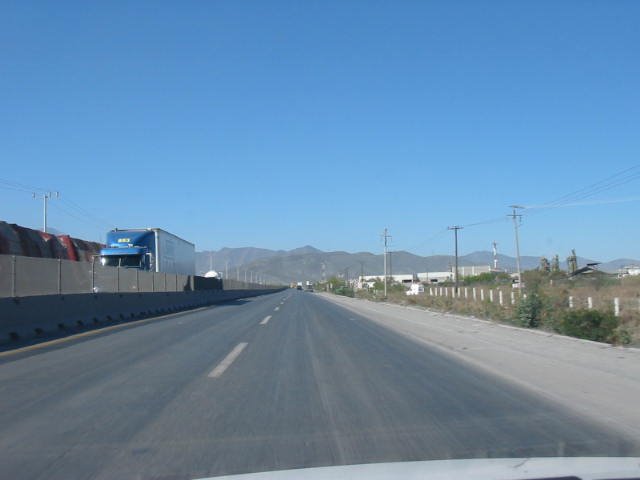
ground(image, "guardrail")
xmin=0 ymin=288 xmax=285 ymax=345
xmin=0 ymin=255 xmax=267 ymax=298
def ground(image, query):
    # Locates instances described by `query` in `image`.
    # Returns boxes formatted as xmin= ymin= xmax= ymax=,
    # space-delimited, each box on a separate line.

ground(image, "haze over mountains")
xmin=196 ymin=247 xmax=637 ymax=284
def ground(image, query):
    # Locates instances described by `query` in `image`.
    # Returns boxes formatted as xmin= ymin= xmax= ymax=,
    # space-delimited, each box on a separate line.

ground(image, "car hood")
xmin=198 ymin=457 xmax=640 ymax=480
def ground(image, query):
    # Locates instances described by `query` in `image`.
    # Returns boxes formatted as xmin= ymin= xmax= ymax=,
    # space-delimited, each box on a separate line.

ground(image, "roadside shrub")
xmin=335 ymin=287 xmax=354 ymax=297
xmin=556 ymin=309 xmax=619 ymax=343
xmin=463 ymin=272 xmax=511 ymax=285
xmin=516 ymin=293 xmax=544 ymax=328
xmin=609 ymin=327 xmax=632 ymax=346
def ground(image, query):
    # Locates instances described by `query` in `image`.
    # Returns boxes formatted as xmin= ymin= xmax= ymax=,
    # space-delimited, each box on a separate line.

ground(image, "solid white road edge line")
xmin=208 ymin=342 xmax=248 ymax=378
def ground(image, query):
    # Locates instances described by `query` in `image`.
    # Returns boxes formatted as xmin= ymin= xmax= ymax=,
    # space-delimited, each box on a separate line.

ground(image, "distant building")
xmin=417 ymin=271 xmax=453 ymax=284
xmin=618 ymin=265 xmax=640 ymax=277
xmin=456 ymin=265 xmax=492 ymax=278
xmin=358 ymin=265 xmax=492 ymax=288
xmin=359 ymin=274 xmax=417 ymax=285
xmin=419 ymin=265 xmax=491 ymax=283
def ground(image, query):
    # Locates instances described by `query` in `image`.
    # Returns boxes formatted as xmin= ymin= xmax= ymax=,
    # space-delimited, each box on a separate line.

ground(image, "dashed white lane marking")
xmin=274 ymin=306 xmax=280 ymax=311
xmin=208 ymin=343 xmax=248 ymax=378
xmin=260 ymin=315 xmax=272 ymax=325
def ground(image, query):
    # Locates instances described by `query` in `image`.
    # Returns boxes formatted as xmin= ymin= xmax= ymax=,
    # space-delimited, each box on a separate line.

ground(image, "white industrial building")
xmin=359 ymin=274 xmax=417 ymax=285
xmin=619 ymin=265 xmax=640 ymax=277
xmin=456 ymin=265 xmax=492 ymax=277
xmin=417 ymin=266 xmax=491 ymax=284
xmin=358 ymin=265 xmax=492 ymax=288
xmin=417 ymin=271 xmax=453 ymax=283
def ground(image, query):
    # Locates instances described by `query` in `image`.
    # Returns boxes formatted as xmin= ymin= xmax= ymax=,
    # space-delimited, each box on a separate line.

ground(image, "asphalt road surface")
xmin=0 ymin=291 xmax=637 ymax=479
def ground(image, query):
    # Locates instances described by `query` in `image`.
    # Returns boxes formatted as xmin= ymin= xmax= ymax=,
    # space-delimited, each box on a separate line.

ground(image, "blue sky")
xmin=1 ymin=1 xmax=639 ymax=261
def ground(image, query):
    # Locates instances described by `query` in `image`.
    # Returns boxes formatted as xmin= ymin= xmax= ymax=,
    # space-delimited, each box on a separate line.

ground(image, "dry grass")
xmin=354 ymin=275 xmax=640 ymax=345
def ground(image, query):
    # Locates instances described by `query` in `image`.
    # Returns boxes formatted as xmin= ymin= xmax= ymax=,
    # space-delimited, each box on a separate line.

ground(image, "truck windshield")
xmin=120 ymin=255 xmax=142 ymax=267
xmin=100 ymin=255 xmax=142 ymax=268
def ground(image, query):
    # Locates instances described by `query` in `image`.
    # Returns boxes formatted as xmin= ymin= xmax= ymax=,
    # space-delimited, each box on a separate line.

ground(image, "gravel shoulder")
xmin=319 ymin=293 xmax=640 ymax=440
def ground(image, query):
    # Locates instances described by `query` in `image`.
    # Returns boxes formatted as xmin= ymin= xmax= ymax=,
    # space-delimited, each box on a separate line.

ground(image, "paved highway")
xmin=0 ymin=291 xmax=636 ymax=479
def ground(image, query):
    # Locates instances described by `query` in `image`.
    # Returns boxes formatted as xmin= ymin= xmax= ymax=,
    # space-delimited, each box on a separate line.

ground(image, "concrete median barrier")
xmin=0 ymin=288 xmax=284 ymax=345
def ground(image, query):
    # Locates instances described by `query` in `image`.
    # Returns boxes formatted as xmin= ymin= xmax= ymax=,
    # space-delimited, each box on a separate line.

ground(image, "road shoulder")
xmin=319 ymin=293 xmax=640 ymax=440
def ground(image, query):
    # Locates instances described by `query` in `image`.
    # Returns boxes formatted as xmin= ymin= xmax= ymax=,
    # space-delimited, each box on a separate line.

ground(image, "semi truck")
xmin=99 ymin=228 xmax=195 ymax=275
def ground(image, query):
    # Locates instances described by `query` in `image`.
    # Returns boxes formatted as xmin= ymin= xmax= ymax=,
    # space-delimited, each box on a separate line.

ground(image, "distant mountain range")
xmin=196 ymin=246 xmax=638 ymax=284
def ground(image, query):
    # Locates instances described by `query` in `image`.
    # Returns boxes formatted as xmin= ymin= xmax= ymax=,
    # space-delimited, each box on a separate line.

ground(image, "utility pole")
xmin=225 ymin=260 xmax=229 ymax=279
xmin=448 ymin=226 xmax=463 ymax=295
xmin=381 ymin=228 xmax=391 ymax=297
xmin=33 ymin=191 xmax=59 ymax=233
xmin=508 ymin=205 xmax=524 ymax=289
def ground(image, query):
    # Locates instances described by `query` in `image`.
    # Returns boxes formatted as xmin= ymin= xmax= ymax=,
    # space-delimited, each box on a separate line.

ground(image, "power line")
xmin=375 ymin=166 xmax=640 ymax=260
xmin=49 ymin=199 xmax=92 ymax=225
xmin=548 ymin=165 xmax=640 ymax=206
xmin=0 ymin=177 xmax=50 ymax=193
xmin=531 ymin=165 xmax=640 ymax=213
xmin=462 ymin=216 xmax=509 ymax=228
xmin=59 ymin=197 xmax=114 ymax=229
xmin=0 ymin=183 xmax=33 ymax=194
xmin=398 ymin=227 xmax=448 ymax=253
xmin=49 ymin=201 xmax=108 ymax=230
xmin=0 ymin=176 xmax=114 ymax=232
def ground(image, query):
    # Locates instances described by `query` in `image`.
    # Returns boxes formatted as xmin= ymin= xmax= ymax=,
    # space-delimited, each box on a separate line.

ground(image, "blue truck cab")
xmin=99 ymin=230 xmax=155 ymax=270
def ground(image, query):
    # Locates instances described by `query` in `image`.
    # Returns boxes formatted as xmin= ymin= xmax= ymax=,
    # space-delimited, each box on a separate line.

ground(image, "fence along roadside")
xmin=425 ymin=285 xmax=628 ymax=317
xmin=0 ymin=254 xmax=263 ymax=298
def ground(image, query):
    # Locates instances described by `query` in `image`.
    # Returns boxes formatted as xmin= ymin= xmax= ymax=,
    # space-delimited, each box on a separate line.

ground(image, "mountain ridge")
xmin=196 ymin=246 xmax=636 ymax=283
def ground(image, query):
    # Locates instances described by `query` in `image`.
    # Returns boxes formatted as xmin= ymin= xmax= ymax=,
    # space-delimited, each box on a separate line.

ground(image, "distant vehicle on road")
xmin=99 ymin=228 xmax=195 ymax=275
